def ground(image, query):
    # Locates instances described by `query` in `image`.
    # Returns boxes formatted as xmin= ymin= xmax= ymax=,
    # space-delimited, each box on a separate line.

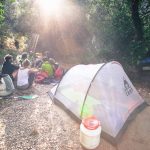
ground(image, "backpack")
xmin=35 ymin=71 xmax=49 ymax=83
xmin=54 ymin=67 xmax=64 ymax=80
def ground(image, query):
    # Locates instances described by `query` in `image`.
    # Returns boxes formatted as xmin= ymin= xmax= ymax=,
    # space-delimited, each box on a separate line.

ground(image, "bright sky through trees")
xmin=32 ymin=0 xmax=86 ymax=59
xmin=37 ymin=0 xmax=66 ymax=16
xmin=34 ymin=0 xmax=81 ymax=33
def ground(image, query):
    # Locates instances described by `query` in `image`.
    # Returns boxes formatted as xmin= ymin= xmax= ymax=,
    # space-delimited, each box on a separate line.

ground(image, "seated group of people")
xmin=0 ymin=52 xmax=64 ymax=97
xmin=34 ymin=56 xmax=64 ymax=84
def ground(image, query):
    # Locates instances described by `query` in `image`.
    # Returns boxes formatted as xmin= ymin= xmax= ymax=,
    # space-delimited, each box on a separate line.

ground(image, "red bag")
xmin=55 ymin=67 xmax=64 ymax=80
xmin=35 ymin=71 xmax=49 ymax=83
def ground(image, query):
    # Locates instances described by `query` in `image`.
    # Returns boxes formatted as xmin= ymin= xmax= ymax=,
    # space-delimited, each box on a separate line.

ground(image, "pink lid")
xmin=82 ymin=116 xmax=100 ymax=130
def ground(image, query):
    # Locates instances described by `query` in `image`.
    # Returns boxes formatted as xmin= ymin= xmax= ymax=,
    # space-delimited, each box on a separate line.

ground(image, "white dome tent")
xmin=51 ymin=61 xmax=145 ymax=143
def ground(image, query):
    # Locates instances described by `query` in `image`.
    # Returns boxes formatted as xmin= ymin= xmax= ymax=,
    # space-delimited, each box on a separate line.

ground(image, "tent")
xmin=51 ymin=61 xmax=145 ymax=143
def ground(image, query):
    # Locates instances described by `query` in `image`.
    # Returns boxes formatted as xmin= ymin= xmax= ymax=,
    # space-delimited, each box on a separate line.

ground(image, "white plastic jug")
xmin=80 ymin=116 xmax=101 ymax=149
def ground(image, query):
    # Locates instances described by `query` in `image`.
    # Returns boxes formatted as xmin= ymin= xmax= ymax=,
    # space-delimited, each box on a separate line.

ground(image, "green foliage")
xmin=2 ymin=0 xmax=36 ymax=33
xmin=10 ymin=0 xmax=40 ymax=33
xmin=0 ymin=2 xmax=4 ymax=25
xmin=79 ymin=0 xmax=150 ymax=65
xmin=0 ymin=48 xmax=18 ymax=64
xmin=0 ymin=0 xmax=149 ymax=67
xmin=0 ymin=0 xmax=30 ymax=51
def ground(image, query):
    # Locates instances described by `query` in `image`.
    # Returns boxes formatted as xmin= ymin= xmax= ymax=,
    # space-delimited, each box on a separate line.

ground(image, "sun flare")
xmin=38 ymin=0 xmax=65 ymax=16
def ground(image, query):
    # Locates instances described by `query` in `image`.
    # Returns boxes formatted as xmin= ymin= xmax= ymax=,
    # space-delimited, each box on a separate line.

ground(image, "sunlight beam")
xmin=38 ymin=0 xmax=65 ymax=16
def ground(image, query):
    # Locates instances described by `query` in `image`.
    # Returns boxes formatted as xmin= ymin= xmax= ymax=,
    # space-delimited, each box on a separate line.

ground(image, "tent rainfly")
xmin=51 ymin=61 xmax=145 ymax=144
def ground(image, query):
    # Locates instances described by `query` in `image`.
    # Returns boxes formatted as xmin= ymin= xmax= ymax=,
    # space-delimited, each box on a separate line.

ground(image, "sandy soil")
xmin=0 ymin=82 xmax=150 ymax=150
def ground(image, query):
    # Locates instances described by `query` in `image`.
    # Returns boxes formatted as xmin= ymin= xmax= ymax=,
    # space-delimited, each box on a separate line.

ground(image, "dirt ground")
xmin=0 ymin=80 xmax=150 ymax=150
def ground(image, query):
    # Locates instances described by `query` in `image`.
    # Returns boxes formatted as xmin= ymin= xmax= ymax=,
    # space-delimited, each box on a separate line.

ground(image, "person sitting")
xmin=16 ymin=59 xmax=37 ymax=90
xmin=16 ymin=54 xmax=22 ymax=65
xmin=34 ymin=53 xmax=43 ymax=68
xmin=20 ymin=52 xmax=28 ymax=66
xmin=49 ymin=58 xmax=56 ymax=66
xmin=2 ymin=54 xmax=19 ymax=80
xmin=41 ymin=57 xmax=54 ymax=77
xmin=35 ymin=57 xmax=54 ymax=84
xmin=0 ymin=73 xmax=15 ymax=97
xmin=53 ymin=62 xmax=64 ymax=80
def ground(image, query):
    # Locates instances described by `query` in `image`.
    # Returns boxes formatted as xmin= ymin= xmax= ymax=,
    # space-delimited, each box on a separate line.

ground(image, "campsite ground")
xmin=0 ymin=79 xmax=150 ymax=150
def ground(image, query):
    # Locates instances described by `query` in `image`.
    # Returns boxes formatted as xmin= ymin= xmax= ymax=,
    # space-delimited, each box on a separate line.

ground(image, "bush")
xmin=0 ymin=48 xmax=18 ymax=64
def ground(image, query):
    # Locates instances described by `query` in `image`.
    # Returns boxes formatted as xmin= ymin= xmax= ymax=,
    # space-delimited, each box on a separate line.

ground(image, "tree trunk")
xmin=131 ymin=0 xmax=143 ymax=41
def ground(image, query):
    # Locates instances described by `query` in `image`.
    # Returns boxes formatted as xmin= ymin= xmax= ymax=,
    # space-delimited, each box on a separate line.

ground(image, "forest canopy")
xmin=0 ymin=0 xmax=150 ymax=65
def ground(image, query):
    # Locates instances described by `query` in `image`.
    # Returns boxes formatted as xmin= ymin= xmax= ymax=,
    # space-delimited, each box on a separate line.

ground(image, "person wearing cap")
xmin=2 ymin=54 xmax=19 ymax=80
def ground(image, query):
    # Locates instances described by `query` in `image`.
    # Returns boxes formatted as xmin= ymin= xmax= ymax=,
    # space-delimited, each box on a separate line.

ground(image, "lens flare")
xmin=38 ymin=0 xmax=64 ymax=16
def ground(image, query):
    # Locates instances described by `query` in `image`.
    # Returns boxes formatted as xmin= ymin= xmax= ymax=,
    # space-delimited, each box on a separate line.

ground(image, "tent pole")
xmin=80 ymin=63 xmax=107 ymax=118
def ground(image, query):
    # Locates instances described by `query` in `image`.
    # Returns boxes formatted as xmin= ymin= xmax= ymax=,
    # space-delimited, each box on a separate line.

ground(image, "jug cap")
xmin=82 ymin=116 xmax=100 ymax=130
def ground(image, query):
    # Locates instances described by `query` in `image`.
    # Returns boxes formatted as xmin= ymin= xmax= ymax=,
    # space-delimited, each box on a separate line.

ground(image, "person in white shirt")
xmin=17 ymin=59 xmax=37 ymax=90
